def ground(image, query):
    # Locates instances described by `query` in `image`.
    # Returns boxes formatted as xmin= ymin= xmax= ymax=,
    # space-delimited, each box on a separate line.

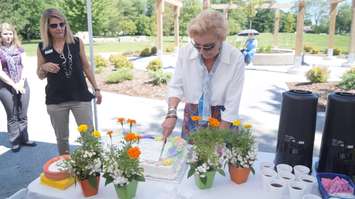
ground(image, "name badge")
xmin=44 ymin=49 xmax=53 ymax=55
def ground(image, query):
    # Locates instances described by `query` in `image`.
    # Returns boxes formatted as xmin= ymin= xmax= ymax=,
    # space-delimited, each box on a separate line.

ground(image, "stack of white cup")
xmin=260 ymin=163 xmax=319 ymax=199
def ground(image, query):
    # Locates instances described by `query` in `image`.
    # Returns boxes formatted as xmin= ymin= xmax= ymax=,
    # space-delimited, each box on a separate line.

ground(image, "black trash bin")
xmin=318 ymin=92 xmax=355 ymax=180
xmin=275 ymin=90 xmax=318 ymax=169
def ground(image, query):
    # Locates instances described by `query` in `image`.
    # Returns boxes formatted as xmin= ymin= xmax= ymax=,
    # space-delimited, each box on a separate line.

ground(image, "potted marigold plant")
xmin=224 ymin=120 xmax=257 ymax=184
xmin=187 ymin=117 xmax=226 ymax=189
xmin=61 ymin=124 xmax=103 ymax=197
xmin=103 ymin=132 xmax=145 ymax=199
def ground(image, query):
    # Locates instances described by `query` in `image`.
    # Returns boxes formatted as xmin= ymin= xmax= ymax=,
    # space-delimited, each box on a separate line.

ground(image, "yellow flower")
xmin=243 ymin=123 xmax=252 ymax=129
xmin=232 ymin=120 xmax=241 ymax=126
xmin=162 ymin=158 xmax=173 ymax=166
xmin=78 ymin=124 xmax=88 ymax=133
xmin=92 ymin=130 xmax=101 ymax=138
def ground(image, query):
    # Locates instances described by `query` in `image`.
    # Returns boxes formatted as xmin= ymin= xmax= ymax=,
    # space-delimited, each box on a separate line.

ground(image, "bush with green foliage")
xmin=94 ymin=55 xmax=108 ymax=68
xmin=165 ymin=46 xmax=175 ymax=53
xmin=338 ymin=67 xmax=355 ymax=90
xmin=258 ymin=46 xmax=272 ymax=53
xmin=311 ymin=48 xmax=320 ymax=54
xmin=105 ymin=68 xmax=133 ymax=84
xmin=109 ymin=54 xmax=133 ymax=69
xmin=150 ymin=46 xmax=157 ymax=55
xmin=305 ymin=66 xmax=330 ymax=83
xmin=140 ymin=48 xmax=151 ymax=57
xmin=148 ymin=70 xmax=172 ymax=86
xmin=333 ymin=48 xmax=341 ymax=56
xmin=146 ymin=59 xmax=162 ymax=72
xmin=304 ymin=45 xmax=313 ymax=53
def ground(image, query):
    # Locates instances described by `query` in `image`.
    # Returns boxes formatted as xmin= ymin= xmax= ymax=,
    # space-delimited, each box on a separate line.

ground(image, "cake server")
xmin=158 ymin=138 xmax=167 ymax=160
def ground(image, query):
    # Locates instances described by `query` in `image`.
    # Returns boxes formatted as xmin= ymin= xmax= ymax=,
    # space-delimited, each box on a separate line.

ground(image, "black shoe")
xmin=22 ymin=140 xmax=37 ymax=147
xmin=11 ymin=144 xmax=21 ymax=152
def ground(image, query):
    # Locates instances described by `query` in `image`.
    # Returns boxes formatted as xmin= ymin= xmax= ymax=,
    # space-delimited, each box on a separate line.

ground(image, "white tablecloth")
xmin=25 ymin=152 xmax=321 ymax=199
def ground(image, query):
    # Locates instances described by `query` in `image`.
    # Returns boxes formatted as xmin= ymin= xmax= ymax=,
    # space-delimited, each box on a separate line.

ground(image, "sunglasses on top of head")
xmin=191 ymin=41 xmax=216 ymax=51
xmin=49 ymin=23 xmax=66 ymax=29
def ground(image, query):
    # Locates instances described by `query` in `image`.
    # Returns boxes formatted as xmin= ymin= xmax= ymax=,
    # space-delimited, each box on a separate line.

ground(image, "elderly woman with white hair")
xmin=162 ymin=10 xmax=245 ymax=140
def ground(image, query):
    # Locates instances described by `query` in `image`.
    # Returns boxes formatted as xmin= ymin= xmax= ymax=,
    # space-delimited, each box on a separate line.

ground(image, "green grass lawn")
xmin=22 ymin=33 xmax=351 ymax=56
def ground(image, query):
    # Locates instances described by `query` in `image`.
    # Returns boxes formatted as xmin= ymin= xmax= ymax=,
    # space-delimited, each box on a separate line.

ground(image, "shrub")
xmin=146 ymin=59 xmax=162 ymax=72
xmin=333 ymin=48 xmax=341 ymax=56
xmin=338 ymin=67 xmax=355 ymax=90
xmin=94 ymin=55 xmax=108 ymax=68
xmin=304 ymin=45 xmax=313 ymax=53
xmin=310 ymin=48 xmax=320 ymax=54
xmin=109 ymin=54 xmax=133 ymax=69
xmin=95 ymin=67 xmax=104 ymax=74
xmin=305 ymin=66 xmax=330 ymax=83
xmin=150 ymin=46 xmax=157 ymax=55
xmin=165 ymin=46 xmax=175 ymax=53
xmin=140 ymin=48 xmax=151 ymax=57
xmin=148 ymin=70 xmax=172 ymax=85
xmin=105 ymin=68 xmax=133 ymax=84
xmin=257 ymin=46 xmax=272 ymax=53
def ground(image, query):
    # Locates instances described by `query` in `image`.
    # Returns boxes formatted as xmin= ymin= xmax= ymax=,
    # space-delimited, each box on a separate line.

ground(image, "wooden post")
xmin=156 ymin=0 xmax=164 ymax=56
xmin=294 ymin=0 xmax=305 ymax=66
xmin=327 ymin=2 xmax=338 ymax=58
xmin=223 ymin=9 xmax=228 ymax=19
xmin=174 ymin=6 xmax=180 ymax=48
xmin=272 ymin=9 xmax=281 ymax=48
xmin=348 ymin=0 xmax=355 ymax=65
xmin=203 ymin=0 xmax=210 ymax=10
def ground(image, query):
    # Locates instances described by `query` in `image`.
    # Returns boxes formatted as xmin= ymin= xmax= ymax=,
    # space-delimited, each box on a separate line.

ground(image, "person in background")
xmin=37 ymin=8 xmax=102 ymax=155
xmin=161 ymin=10 xmax=245 ymax=140
xmin=0 ymin=23 xmax=36 ymax=152
xmin=242 ymin=32 xmax=257 ymax=65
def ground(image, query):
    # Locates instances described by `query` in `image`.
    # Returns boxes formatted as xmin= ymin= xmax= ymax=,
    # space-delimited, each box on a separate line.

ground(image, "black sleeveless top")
xmin=38 ymin=37 xmax=94 ymax=104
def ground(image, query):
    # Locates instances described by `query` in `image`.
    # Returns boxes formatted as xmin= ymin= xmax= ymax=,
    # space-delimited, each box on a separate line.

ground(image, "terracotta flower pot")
xmin=114 ymin=180 xmax=138 ymax=199
xmin=79 ymin=175 xmax=100 ymax=197
xmin=194 ymin=170 xmax=216 ymax=189
xmin=228 ymin=164 xmax=251 ymax=184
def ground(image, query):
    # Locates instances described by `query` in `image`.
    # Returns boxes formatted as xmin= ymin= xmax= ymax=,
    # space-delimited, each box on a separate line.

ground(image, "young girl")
xmin=0 ymin=23 xmax=36 ymax=152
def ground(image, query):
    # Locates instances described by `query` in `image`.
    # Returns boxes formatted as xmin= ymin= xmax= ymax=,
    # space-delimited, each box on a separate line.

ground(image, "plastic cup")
xmin=276 ymin=163 xmax=293 ymax=173
xmin=261 ymin=168 xmax=277 ymax=191
xmin=288 ymin=181 xmax=305 ymax=199
xmin=268 ymin=179 xmax=286 ymax=199
xmin=299 ymin=174 xmax=317 ymax=194
xmin=294 ymin=165 xmax=310 ymax=179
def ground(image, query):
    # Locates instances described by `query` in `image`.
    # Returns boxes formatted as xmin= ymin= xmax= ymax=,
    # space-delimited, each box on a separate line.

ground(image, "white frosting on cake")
xmin=48 ymin=159 xmax=65 ymax=172
xmin=138 ymin=137 xmax=188 ymax=180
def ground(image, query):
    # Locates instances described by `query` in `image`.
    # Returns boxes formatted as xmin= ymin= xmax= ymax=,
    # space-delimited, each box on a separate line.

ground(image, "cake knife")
xmin=158 ymin=138 xmax=167 ymax=160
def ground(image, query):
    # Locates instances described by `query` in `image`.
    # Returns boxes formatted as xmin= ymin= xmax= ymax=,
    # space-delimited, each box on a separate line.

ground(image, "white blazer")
xmin=168 ymin=42 xmax=245 ymax=122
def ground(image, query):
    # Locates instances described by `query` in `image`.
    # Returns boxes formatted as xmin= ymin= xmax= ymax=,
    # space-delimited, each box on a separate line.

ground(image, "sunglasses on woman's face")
xmin=49 ymin=23 xmax=66 ymax=29
xmin=192 ymin=41 xmax=216 ymax=51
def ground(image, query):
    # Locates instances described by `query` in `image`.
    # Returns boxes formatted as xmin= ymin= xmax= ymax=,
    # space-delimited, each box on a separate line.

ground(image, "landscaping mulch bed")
xmin=286 ymin=81 xmax=355 ymax=111
xmin=95 ymin=67 xmax=168 ymax=100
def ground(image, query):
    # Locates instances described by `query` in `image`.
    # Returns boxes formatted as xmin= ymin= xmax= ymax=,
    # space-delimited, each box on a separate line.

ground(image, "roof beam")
xmin=164 ymin=0 xmax=182 ymax=7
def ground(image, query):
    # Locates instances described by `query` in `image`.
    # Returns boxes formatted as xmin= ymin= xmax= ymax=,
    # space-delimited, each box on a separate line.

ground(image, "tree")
xmin=0 ymin=0 xmax=54 ymax=40
xmin=252 ymin=9 xmax=274 ymax=32
xmin=304 ymin=0 xmax=328 ymax=33
xmin=180 ymin=0 xmax=202 ymax=36
xmin=135 ymin=15 xmax=153 ymax=35
xmin=280 ymin=12 xmax=296 ymax=33
xmin=336 ymin=2 xmax=352 ymax=34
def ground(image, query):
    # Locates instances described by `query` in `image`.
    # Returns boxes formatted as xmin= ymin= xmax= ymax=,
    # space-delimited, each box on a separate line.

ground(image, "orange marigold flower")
xmin=191 ymin=115 xmax=201 ymax=121
xmin=78 ymin=124 xmax=88 ymax=133
xmin=117 ymin=117 xmax=125 ymax=124
xmin=107 ymin=130 xmax=113 ymax=138
xmin=124 ymin=132 xmax=139 ymax=142
xmin=127 ymin=147 xmax=141 ymax=159
xmin=127 ymin=119 xmax=136 ymax=125
xmin=208 ymin=117 xmax=220 ymax=127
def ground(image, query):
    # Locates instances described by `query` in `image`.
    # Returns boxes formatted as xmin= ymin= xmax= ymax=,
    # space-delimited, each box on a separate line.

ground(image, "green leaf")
xmin=187 ymin=167 xmax=195 ymax=178
xmin=88 ymin=175 xmax=98 ymax=188
xmin=135 ymin=175 xmax=145 ymax=182
xmin=201 ymin=175 xmax=207 ymax=185
xmin=217 ymin=168 xmax=225 ymax=176
xmin=250 ymin=166 xmax=255 ymax=175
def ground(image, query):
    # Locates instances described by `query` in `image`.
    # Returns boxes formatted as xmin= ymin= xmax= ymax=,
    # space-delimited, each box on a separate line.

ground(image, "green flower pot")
xmin=194 ymin=170 xmax=216 ymax=189
xmin=114 ymin=180 xmax=138 ymax=199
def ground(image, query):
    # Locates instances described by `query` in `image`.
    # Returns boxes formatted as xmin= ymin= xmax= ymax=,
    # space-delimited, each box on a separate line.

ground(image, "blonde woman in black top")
xmin=37 ymin=8 xmax=102 ymax=155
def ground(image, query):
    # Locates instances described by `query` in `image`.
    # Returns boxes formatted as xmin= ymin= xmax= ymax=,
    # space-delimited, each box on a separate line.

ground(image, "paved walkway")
xmin=0 ymin=53 xmax=351 ymax=198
